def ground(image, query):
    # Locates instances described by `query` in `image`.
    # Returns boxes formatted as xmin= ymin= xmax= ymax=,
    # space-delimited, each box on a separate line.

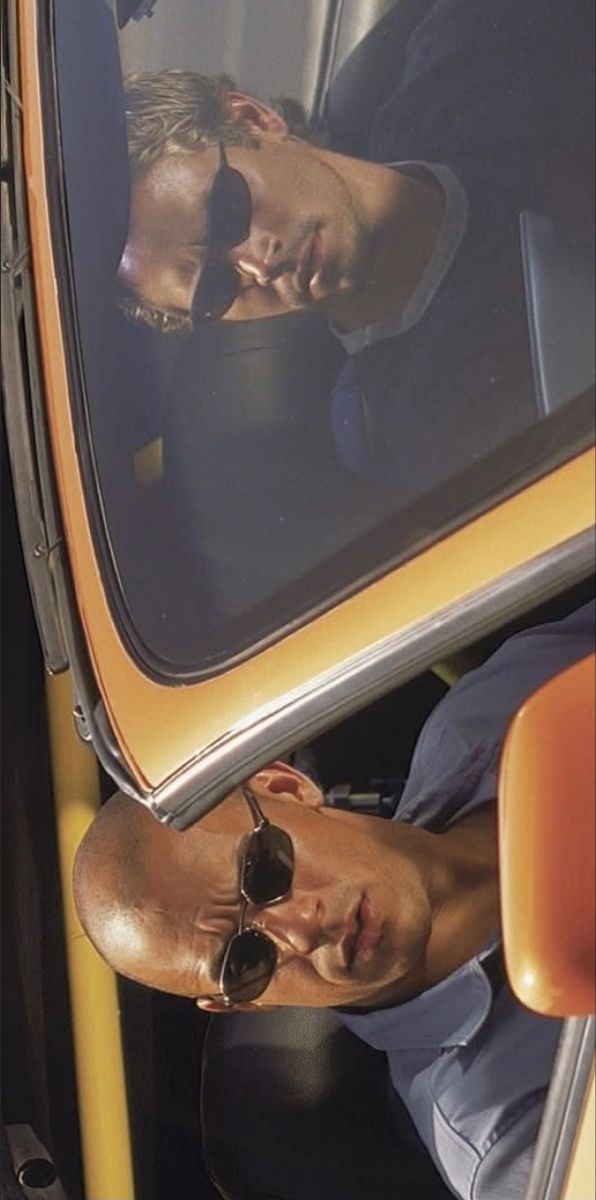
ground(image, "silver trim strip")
xmin=146 ymin=525 xmax=594 ymax=828
xmin=525 ymin=1017 xmax=595 ymax=1200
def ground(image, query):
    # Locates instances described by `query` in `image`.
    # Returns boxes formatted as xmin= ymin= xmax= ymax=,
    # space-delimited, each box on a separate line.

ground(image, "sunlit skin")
xmin=74 ymin=763 xmax=500 ymax=1014
xmin=117 ymin=94 xmax=444 ymax=331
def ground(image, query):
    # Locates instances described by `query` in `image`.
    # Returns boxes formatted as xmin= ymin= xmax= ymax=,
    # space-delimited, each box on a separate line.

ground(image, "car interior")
xmin=2 ymin=0 xmax=594 ymax=1197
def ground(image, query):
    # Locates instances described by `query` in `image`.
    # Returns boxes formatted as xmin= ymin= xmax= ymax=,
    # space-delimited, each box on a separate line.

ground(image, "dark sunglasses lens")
xmin=222 ymin=928 xmax=277 ymax=1003
xmin=210 ymin=166 xmax=251 ymax=247
xmin=192 ymin=260 xmax=238 ymax=322
xmin=242 ymin=825 xmax=294 ymax=907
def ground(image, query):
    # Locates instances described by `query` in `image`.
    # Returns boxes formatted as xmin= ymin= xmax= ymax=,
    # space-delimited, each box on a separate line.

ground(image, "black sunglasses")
xmin=201 ymin=784 xmax=295 ymax=1007
xmin=191 ymin=141 xmax=252 ymax=324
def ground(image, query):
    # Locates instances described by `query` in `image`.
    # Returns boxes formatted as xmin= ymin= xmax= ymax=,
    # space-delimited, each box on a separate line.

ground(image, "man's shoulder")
xmin=340 ymin=966 xmax=561 ymax=1200
xmin=368 ymin=0 xmax=592 ymax=191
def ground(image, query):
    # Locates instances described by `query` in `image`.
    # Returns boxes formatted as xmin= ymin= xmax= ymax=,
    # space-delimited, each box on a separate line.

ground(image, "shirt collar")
xmin=330 ymin=161 xmax=468 ymax=354
xmin=338 ymin=938 xmax=501 ymax=1051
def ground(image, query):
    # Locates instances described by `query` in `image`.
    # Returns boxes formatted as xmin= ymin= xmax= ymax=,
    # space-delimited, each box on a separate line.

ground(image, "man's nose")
xmin=253 ymin=892 xmax=325 ymax=956
xmin=229 ymin=233 xmax=282 ymax=287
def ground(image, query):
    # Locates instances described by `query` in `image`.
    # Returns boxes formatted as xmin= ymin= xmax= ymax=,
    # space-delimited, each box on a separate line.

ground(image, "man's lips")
xmin=341 ymin=896 xmax=382 ymax=969
xmin=354 ymin=896 xmax=382 ymax=963
xmin=295 ymin=231 xmax=324 ymax=300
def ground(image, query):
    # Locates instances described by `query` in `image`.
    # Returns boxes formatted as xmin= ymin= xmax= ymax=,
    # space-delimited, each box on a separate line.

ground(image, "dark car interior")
xmin=2 ymin=0 xmax=594 ymax=1196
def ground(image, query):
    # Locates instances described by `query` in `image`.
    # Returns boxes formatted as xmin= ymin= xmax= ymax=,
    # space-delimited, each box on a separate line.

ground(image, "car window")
xmin=49 ymin=1 xmax=594 ymax=678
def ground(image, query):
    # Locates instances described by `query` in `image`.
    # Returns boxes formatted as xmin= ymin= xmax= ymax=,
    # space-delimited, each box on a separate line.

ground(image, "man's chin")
xmin=343 ymin=951 xmax=428 ymax=1011
xmin=334 ymin=983 xmax=396 ymax=1013
xmin=337 ymin=984 xmax=403 ymax=1013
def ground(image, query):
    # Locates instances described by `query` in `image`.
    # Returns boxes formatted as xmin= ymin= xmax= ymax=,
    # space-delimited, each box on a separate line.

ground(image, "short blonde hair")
xmin=123 ymin=69 xmax=315 ymax=173
xmin=119 ymin=70 xmax=315 ymax=332
xmin=123 ymin=69 xmax=255 ymax=174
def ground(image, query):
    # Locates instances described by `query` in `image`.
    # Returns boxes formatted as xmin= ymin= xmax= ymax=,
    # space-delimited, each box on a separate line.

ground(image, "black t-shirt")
xmin=331 ymin=0 xmax=594 ymax=495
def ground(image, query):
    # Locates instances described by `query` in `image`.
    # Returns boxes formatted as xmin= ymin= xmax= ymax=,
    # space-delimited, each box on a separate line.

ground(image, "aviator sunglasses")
xmin=191 ymin=141 xmax=252 ymax=323
xmin=201 ymin=784 xmax=295 ymax=1006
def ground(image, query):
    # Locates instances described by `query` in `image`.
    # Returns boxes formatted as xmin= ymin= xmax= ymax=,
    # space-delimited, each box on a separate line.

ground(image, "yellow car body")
xmin=3 ymin=2 xmax=594 ymax=1198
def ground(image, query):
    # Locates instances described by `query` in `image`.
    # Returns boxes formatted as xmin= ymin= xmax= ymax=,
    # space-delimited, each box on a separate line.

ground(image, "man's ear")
xmin=223 ymin=92 xmax=288 ymax=139
xmin=250 ymin=761 xmax=324 ymax=810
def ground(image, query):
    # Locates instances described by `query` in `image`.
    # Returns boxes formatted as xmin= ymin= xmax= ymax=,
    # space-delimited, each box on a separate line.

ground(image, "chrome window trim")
xmin=525 ymin=1017 xmax=595 ymax=1200
xmin=144 ymin=525 xmax=595 ymax=828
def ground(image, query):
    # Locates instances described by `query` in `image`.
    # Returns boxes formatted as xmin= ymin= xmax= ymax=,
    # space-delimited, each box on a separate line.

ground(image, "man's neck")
xmin=327 ymin=158 xmax=445 ymax=333
xmin=350 ymin=804 xmax=500 ymax=1012
xmin=424 ymin=804 xmax=500 ymax=987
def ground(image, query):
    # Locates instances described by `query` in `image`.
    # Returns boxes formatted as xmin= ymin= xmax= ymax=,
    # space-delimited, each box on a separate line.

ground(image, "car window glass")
xmin=52 ymin=0 xmax=595 ymax=678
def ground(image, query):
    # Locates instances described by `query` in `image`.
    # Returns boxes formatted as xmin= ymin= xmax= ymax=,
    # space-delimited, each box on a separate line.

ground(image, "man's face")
xmin=113 ymin=766 xmax=436 ymax=1010
xmin=117 ymin=133 xmax=373 ymax=326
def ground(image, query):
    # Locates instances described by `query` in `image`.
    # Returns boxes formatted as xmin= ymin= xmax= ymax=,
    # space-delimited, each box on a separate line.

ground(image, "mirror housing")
xmin=499 ymin=654 xmax=595 ymax=1017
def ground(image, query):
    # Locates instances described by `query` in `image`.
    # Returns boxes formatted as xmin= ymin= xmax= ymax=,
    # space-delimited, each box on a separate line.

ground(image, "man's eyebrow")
xmin=191 ymin=941 xmax=228 ymax=1006
xmin=197 ymin=895 xmax=244 ymax=996
xmin=117 ymin=287 xmax=193 ymax=334
xmin=207 ymin=940 xmax=226 ymax=989
xmin=194 ymin=828 xmax=249 ymax=999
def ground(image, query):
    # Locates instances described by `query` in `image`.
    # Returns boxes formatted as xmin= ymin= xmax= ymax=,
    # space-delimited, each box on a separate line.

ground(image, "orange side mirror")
xmin=499 ymin=654 xmax=595 ymax=1017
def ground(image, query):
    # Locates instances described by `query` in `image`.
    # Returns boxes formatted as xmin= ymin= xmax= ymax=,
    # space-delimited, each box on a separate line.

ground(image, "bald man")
xmin=74 ymin=760 xmax=500 ymax=1010
xmin=74 ymin=602 xmax=595 ymax=1200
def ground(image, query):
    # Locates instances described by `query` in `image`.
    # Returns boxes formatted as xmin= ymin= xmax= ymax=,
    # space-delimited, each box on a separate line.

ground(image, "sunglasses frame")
xmin=199 ymin=784 xmax=294 ymax=1008
xmin=191 ymin=142 xmax=252 ymax=324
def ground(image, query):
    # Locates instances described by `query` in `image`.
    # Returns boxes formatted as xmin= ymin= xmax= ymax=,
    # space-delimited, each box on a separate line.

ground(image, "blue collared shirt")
xmin=339 ymin=601 xmax=595 ymax=1199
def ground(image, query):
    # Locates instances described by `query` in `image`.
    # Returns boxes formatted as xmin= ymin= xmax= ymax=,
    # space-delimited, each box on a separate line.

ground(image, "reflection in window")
xmin=54 ymin=0 xmax=594 ymax=674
